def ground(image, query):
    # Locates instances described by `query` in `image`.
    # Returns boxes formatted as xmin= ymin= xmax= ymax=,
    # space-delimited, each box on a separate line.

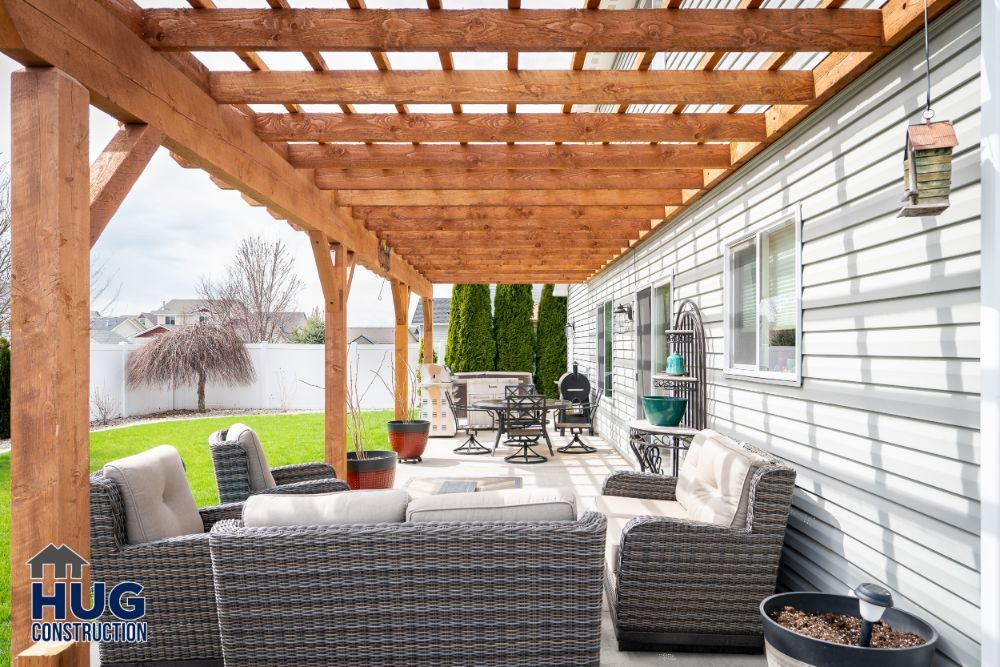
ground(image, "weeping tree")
xmin=127 ymin=325 xmax=256 ymax=412
xmin=444 ymin=284 xmax=466 ymax=369
xmin=451 ymin=284 xmax=495 ymax=372
xmin=493 ymin=284 xmax=535 ymax=372
xmin=535 ymin=284 xmax=567 ymax=399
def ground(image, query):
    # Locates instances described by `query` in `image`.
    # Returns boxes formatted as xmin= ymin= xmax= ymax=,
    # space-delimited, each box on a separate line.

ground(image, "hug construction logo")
xmin=27 ymin=543 xmax=148 ymax=644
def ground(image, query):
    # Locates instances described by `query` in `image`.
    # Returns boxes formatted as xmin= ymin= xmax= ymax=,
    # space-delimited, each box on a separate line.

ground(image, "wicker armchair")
xmin=209 ymin=512 xmax=607 ymax=666
xmin=601 ymin=435 xmax=796 ymax=652
xmin=209 ymin=424 xmax=349 ymax=503
xmin=90 ymin=471 xmax=243 ymax=666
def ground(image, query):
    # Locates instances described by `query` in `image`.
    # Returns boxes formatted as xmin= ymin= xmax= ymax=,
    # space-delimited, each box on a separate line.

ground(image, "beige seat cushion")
xmin=675 ymin=430 xmax=768 ymax=528
xmin=242 ymin=489 xmax=410 ymax=527
xmin=595 ymin=495 xmax=687 ymax=573
xmin=227 ymin=423 xmax=276 ymax=491
xmin=406 ymin=488 xmax=577 ymax=523
xmin=103 ymin=445 xmax=204 ymax=544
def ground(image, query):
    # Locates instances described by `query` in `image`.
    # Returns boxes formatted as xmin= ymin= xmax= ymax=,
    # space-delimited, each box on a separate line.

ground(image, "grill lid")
xmin=557 ymin=362 xmax=591 ymax=403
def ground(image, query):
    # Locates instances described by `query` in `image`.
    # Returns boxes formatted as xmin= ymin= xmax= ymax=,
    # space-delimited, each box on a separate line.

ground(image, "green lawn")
xmin=0 ymin=411 xmax=393 ymax=666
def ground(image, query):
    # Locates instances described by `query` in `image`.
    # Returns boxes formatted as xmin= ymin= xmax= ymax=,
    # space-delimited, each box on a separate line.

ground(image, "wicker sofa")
xmin=599 ymin=430 xmax=796 ymax=652
xmin=208 ymin=423 xmax=348 ymax=503
xmin=209 ymin=488 xmax=607 ymax=667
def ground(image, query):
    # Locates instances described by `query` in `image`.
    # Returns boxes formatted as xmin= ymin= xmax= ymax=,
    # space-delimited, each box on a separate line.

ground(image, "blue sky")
xmin=0 ymin=55 xmax=455 ymax=326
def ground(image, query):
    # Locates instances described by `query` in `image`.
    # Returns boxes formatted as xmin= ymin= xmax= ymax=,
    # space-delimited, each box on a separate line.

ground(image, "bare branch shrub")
xmin=91 ymin=386 xmax=120 ymax=425
xmin=127 ymin=325 xmax=255 ymax=412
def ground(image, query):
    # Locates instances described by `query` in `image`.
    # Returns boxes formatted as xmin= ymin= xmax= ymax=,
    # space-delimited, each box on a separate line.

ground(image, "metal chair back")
xmin=506 ymin=393 xmax=545 ymax=430
xmin=505 ymin=383 xmax=537 ymax=398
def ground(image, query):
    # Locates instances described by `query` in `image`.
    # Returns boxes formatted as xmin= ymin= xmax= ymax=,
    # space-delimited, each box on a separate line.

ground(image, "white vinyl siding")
xmin=567 ymin=3 xmax=981 ymax=664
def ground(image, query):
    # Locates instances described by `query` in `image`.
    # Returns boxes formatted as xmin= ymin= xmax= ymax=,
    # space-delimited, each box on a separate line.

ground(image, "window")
xmin=724 ymin=208 xmax=801 ymax=384
xmin=652 ymin=281 xmax=672 ymax=374
xmin=199 ymin=313 xmax=209 ymax=324
xmin=164 ymin=316 xmax=176 ymax=325
xmin=596 ymin=300 xmax=613 ymax=397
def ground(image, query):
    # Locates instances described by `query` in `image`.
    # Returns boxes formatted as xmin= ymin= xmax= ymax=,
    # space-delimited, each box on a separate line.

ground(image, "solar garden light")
xmin=854 ymin=583 xmax=894 ymax=647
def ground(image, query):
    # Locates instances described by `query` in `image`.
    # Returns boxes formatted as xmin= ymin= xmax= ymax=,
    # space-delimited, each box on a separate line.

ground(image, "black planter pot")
xmin=760 ymin=592 xmax=938 ymax=667
xmin=386 ymin=419 xmax=430 ymax=463
xmin=345 ymin=450 xmax=397 ymax=489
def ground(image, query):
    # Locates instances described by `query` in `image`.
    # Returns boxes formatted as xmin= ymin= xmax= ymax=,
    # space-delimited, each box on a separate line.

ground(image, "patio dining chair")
xmin=208 ymin=423 xmax=348 ymax=503
xmin=446 ymin=387 xmax=494 ymax=454
xmin=499 ymin=393 xmax=553 ymax=463
xmin=505 ymin=383 xmax=538 ymax=397
xmin=555 ymin=389 xmax=602 ymax=454
xmin=90 ymin=445 xmax=243 ymax=666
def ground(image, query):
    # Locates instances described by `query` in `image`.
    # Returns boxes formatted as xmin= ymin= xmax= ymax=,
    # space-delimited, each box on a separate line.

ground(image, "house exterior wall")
xmin=566 ymin=3 xmax=981 ymax=664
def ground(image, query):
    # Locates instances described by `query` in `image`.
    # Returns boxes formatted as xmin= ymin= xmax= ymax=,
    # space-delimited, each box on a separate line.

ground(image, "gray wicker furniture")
xmin=209 ymin=508 xmax=607 ymax=666
xmin=208 ymin=424 xmax=348 ymax=503
xmin=90 ymin=471 xmax=242 ymax=666
xmin=601 ymin=432 xmax=796 ymax=652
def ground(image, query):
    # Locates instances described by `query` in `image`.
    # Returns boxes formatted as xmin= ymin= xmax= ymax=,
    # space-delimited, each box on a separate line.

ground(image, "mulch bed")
xmin=770 ymin=605 xmax=926 ymax=649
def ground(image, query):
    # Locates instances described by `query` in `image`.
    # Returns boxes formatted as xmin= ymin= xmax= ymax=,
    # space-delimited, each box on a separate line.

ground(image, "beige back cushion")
xmin=243 ymin=489 xmax=410 ymax=527
xmin=406 ymin=488 xmax=577 ymax=523
xmin=675 ymin=430 xmax=768 ymax=528
xmin=103 ymin=445 xmax=204 ymax=544
xmin=227 ymin=423 xmax=276 ymax=491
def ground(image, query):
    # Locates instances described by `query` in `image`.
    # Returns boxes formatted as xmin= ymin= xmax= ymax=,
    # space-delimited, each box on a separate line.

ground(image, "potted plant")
xmin=760 ymin=584 xmax=938 ymax=667
xmin=344 ymin=350 xmax=398 ymax=489
xmin=379 ymin=357 xmax=430 ymax=463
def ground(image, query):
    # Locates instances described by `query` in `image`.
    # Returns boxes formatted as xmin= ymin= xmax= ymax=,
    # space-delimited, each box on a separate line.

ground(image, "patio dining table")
xmin=472 ymin=397 xmax=573 ymax=454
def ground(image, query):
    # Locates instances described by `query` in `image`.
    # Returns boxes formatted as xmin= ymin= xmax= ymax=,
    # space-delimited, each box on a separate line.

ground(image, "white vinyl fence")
xmin=90 ymin=342 xmax=421 ymax=420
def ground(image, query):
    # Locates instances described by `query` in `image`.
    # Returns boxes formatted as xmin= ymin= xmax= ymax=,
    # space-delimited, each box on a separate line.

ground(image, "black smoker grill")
xmin=557 ymin=363 xmax=591 ymax=405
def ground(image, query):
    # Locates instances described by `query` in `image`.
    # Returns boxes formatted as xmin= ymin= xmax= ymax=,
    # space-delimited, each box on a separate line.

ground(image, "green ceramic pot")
xmin=641 ymin=396 xmax=688 ymax=427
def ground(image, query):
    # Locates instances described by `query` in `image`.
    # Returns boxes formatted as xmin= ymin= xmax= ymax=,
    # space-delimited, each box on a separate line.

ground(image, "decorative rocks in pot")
xmin=387 ymin=419 xmax=430 ymax=463
xmin=760 ymin=585 xmax=938 ymax=667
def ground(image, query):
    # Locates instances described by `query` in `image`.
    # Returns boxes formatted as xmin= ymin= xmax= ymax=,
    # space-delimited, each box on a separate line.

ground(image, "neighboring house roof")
xmin=411 ymin=298 xmax=451 ymax=326
xmin=134 ymin=325 xmax=175 ymax=338
xmin=150 ymin=298 xmax=218 ymax=314
xmin=91 ymin=315 xmax=131 ymax=331
xmin=275 ymin=311 xmax=308 ymax=338
xmin=348 ymin=326 xmax=419 ymax=345
xmin=91 ymin=330 xmax=128 ymax=344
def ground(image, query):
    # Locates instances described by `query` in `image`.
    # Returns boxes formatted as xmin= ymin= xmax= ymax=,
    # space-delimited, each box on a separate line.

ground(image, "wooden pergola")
xmin=0 ymin=0 xmax=957 ymax=662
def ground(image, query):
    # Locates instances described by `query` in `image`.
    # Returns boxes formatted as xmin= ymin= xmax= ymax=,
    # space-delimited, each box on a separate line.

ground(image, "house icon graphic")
xmin=27 ymin=543 xmax=89 ymax=580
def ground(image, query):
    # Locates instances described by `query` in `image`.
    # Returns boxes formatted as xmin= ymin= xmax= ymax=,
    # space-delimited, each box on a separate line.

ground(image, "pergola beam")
xmin=89 ymin=123 xmax=164 ymax=247
xmin=143 ymin=8 xmax=885 ymax=53
xmin=255 ymin=112 xmax=767 ymax=143
xmin=210 ymin=70 xmax=816 ymax=105
xmin=337 ymin=189 xmax=684 ymax=206
xmin=363 ymin=219 xmax=653 ymax=232
xmin=354 ymin=205 xmax=666 ymax=221
xmin=289 ymin=142 xmax=731 ymax=170
xmin=317 ymin=168 xmax=703 ymax=191
xmin=0 ymin=0 xmax=430 ymax=297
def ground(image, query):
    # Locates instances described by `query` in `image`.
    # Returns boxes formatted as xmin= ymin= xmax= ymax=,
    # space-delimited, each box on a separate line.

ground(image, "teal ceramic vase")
xmin=666 ymin=352 xmax=685 ymax=376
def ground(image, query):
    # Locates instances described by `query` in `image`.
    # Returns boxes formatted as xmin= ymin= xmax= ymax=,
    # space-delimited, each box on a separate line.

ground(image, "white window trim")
xmin=722 ymin=204 xmax=803 ymax=386
xmin=649 ymin=274 xmax=674 ymax=380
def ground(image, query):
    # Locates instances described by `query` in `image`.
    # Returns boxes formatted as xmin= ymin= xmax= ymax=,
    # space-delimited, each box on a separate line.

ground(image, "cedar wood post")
xmin=10 ymin=68 xmax=92 ymax=666
xmin=390 ymin=281 xmax=411 ymax=420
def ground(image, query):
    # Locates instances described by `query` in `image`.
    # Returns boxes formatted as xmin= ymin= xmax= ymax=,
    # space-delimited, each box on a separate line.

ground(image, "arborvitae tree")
xmin=534 ymin=284 xmax=567 ymax=399
xmin=452 ymin=284 xmax=495 ymax=372
xmin=444 ymin=284 xmax=466 ymax=369
xmin=493 ymin=284 xmax=535 ymax=372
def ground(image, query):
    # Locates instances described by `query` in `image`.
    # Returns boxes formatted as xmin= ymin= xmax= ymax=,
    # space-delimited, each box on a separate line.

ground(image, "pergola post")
xmin=421 ymin=296 xmax=434 ymax=364
xmin=390 ymin=280 xmax=411 ymax=419
xmin=310 ymin=233 xmax=353 ymax=479
xmin=10 ymin=68 xmax=92 ymax=665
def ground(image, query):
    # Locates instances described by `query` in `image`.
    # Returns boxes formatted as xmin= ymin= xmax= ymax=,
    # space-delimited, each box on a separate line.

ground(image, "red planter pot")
xmin=345 ymin=450 xmax=397 ymax=489
xmin=387 ymin=419 xmax=430 ymax=464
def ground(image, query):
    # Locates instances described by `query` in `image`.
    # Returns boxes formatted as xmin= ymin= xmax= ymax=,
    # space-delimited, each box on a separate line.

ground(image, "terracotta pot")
xmin=387 ymin=419 xmax=430 ymax=463
xmin=345 ymin=450 xmax=397 ymax=490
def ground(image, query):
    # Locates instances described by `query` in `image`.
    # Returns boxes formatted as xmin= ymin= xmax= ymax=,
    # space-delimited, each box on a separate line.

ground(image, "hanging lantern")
xmin=899 ymin=121 xmax=959 ymax=217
